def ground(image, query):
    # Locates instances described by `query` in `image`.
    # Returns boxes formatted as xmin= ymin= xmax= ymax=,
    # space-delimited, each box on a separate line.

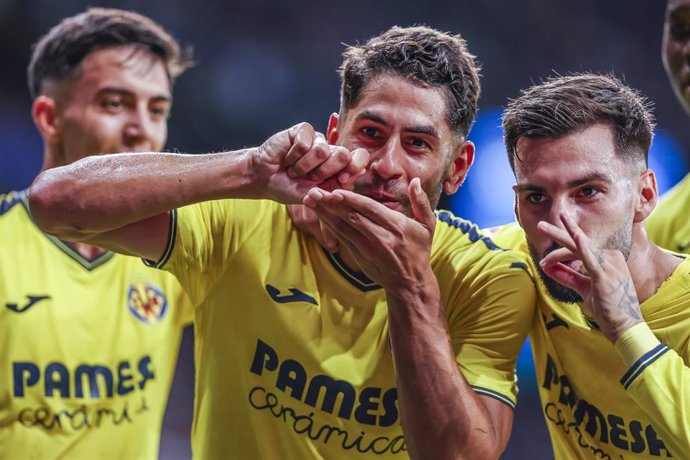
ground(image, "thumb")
xmin=409 ymin=178 xmax=435 ymax=231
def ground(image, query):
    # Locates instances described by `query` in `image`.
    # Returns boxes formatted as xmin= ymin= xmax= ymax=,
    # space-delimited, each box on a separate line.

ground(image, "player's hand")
xmin=538 ymin=212 xmax=643 ymax=342
xmin=303 ymin=178 xmax=436 ymax=290
xmin=287 ymin=204 xmax=339 ymax=253
xmin=254 ymin=123 xmax=368 ymax=203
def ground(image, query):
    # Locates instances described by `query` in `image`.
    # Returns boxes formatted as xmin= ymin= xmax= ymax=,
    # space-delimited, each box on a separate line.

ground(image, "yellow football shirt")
xmin=150 ymin=199 xmax=535 ymax=459
xmin=0 ymin=190 xmax=193 ymax=459
xmin=493 ymin=222 xmax=690 ymax=459
xmin=646 ymin=173 xmax=690 ymax=253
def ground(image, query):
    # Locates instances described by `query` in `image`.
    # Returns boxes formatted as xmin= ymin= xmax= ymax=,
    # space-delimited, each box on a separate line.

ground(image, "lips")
xmin=370 ymin=195 xmax=400 ymax=209
xmin=358 ymin=188 xmax=400 ymax=207
xmin=561 ymin=259 xmax=586 ymax=275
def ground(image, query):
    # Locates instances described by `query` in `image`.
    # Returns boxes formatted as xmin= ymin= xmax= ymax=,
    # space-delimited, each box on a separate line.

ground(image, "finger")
xmin=338 ymin=148 xmax=370 ymax=186
xmin=320 ymin=224 xmax=339 ymax=253
xmin=539 ymin=247 xmax=578 ymax=266
xmin=537 ymin=220 xmax=578 ymax=254
xmin=286 ymin=203 xmax=338 ymax=252
xmin=560 ymin=213 xmax=604 ymax=279
xmin=304 ymin=189 xmax=383 ymax=249
xmin=408 ymin=178 xmax=435 ymax=231
xmin=284 ymin=123 xmax=318 ymax=167
xmin=328 ymin=189 xmax=406 ymax=232
xmin=540 ymin=258 xmax=591 ymax=296
xmin=286 ymin=135 xmax=331 ymax=178
xmin=302 ymin=145 xmax=353 ymax=183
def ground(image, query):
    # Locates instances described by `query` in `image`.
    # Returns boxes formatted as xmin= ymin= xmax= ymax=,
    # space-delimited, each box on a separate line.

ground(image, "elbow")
xmin=29 ymin=169 xmax=81 ymax=238
xmin=452 ymin=434 xmax=504 ymax=460
xmin=408 ymin=425 xmax=505 ymax=460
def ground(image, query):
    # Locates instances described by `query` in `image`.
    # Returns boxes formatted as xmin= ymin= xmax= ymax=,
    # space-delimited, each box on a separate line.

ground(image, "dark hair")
xmin=502 ymin=73 xmax=655 ymax=171
xmin=28 ymin=7 xmax=193 ymax=99
xmin=339 ymin=25 xmax=481 ymax=138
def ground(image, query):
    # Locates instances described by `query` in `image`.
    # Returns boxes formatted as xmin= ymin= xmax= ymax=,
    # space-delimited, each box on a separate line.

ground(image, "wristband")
xmin=614 ymin=322 xmax=661 ymax=367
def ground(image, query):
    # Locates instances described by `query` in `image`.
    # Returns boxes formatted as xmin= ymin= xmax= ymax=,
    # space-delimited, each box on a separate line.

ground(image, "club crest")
xmin=127 ymin=282 xmax=168 ymax=323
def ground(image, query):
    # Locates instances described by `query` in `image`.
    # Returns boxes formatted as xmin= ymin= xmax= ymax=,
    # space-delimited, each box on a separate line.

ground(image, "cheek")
xmin=151 ymin=123 xmax=168 ymax=150
xmin=664 ymin=43 xmax=684 ymax=73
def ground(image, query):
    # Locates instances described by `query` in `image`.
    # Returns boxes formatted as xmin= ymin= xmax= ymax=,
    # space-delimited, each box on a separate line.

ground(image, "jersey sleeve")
xmin=431 ymin=216 xmax=536 ymax=409
xmin=451 ymin=251 xmax=535 ymax=408
xmin=145 ymin=199 xmax=280 ymax=306
xmin=616 ymin=323 xmax=690 ymax=457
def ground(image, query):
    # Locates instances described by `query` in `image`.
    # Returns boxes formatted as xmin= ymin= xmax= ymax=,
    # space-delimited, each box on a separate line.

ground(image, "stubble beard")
xmin=528 ymin=216 xmax=633 ymax=304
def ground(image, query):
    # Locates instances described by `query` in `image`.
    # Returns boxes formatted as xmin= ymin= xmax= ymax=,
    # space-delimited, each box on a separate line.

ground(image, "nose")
xmin=547 ymin=195 xmax=575 ymax=229
xmin=123 ymin=105 xmax=160 ymax=151
xmin=369 ymin=138 xmax=404 ymax=180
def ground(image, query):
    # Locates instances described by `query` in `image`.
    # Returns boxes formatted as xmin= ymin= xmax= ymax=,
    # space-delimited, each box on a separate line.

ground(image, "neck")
xmin=71 ymin=241 xmax=107 ymax=259
xmin=627 ymin=223 xmax=682 ymax=303
xmin=337 ymin=246 xmax=364 ymax=275
xmin=41 ymin=145 xmax=67 ymax=172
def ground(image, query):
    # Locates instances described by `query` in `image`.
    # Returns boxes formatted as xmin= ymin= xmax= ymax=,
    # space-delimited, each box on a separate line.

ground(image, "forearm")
xmin=386 ymin=273 xmax=505 ymax=460
xmin=29 ymin=149 xmax=256 ymax=237
xmin=616 ymin=323 xmax=690 ymax=457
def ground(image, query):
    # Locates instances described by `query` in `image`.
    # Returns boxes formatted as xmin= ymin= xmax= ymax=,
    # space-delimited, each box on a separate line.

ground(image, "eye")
xmin=577 ymin=186 xmax=599 ymax=199
xmin=150 ymin=102 xmax=171 ymax=120
xmin=361 ymin=126 xmax=381 ymax=138
xmin=407 ymin=136 xmax=431 ymax=150
xmin=100 ymin=95 xmax=124 ymax=112
xmin=526 ymin=192 xmax=546 ymax=204
xmin=671 ymin=20 xmax=690 ymax=40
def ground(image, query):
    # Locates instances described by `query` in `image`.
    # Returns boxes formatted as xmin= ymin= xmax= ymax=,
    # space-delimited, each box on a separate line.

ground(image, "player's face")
xmin=513 ymin=124 xmax=637 ymax=303
xmin=663 ymin=0 xmax=690 ymax=115
xmin=53 ymin=45 xmax=171 ymax=164
xmin=327 ymin=75 xmax=472 ymax=218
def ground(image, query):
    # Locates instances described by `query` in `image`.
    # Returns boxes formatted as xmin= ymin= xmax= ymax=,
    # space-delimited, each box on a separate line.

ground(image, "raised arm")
xmin=29 ymin=123 xmax=368 ymax=260
xmin=304 ymin=180 xmax=529 ymax=459
xmin=539 ymin=213 xmax=690 ymax=457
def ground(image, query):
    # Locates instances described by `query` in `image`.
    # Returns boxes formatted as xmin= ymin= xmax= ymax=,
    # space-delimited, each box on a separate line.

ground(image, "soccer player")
xmin=494 ymin=73 xmax=690 ymax=458
xmin=645 ymin=0 xmax=690 ymax=252
xmin=28 ymin=26 xmax=536 ymax=459
xmin=0 ymin=8 xmax=194 ymax=459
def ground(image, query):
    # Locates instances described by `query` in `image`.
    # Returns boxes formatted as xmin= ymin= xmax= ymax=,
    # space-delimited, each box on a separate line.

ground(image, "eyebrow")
xmin=513 ymin=172 xmax=613 ymax=192
xmin=354 ymin=109 xmax=440 ymax=139
xmin=96 ymin=86 xmax=172 ymax=103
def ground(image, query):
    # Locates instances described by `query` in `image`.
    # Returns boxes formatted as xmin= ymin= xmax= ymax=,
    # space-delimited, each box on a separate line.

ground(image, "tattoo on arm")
xmin=618 ymin=279 xmax=642 ymax=321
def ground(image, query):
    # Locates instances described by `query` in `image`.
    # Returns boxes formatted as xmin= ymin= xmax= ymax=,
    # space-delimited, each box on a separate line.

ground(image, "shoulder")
xmin=0 ymin=189 xmax=29 ymax=217
xmin=431 ymin=212 xmax=535 ymax=292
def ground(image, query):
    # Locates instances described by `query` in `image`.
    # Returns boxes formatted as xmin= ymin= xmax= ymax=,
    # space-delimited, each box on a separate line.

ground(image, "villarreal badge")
xmin=128 ymin=282 xmax=168 ymax=323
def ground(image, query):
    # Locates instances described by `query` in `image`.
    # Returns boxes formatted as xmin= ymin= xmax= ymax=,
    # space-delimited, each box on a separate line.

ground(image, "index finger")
xmin=560 ymin=213 xmax=604 ymax=279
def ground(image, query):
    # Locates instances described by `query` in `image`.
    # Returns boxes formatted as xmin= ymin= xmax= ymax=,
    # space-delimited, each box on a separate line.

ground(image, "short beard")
xmin=527 ymin=216 xmax=633 ymax=304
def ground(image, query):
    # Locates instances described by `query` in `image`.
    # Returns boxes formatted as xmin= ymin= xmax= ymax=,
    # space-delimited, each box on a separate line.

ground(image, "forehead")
xmin=347 ymin=75 xmax=451 ymax=130
xmin=65 ymin=45 xmax=171 ymax=98
xmin=514 ymin=124 xmax=626 ymax=184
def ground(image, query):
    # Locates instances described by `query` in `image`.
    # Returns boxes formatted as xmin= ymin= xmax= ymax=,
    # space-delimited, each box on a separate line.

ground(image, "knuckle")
xmin=313 ymin=144 xmax=330 ymax=160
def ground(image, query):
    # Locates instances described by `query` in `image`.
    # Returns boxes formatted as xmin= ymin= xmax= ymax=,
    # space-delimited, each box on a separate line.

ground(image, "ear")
xmin=326 ymin=113 xmax=339 ymax=144
xmin=442 ymin=140 xmax=475 ymax=195
xmin=32 ymin=95 xmax=61 ymax=143
xmin=634 ymin=169 xmax=658 ymax=223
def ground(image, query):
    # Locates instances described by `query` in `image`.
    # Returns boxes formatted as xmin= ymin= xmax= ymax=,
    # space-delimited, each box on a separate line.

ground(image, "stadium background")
xmin=0 ymin=1 xmax=685 ymax=458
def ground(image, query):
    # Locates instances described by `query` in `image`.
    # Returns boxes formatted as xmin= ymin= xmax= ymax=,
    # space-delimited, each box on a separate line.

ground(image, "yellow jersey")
xmin=647 ymin=173 xmax=690 ymax=253
xmin=493 ymin=223 xmax=690 ymax=459
xmin=0 ymin=190 xmax=193 ymax=459
xmin=149 ymin=199 xmax=535 ymax=459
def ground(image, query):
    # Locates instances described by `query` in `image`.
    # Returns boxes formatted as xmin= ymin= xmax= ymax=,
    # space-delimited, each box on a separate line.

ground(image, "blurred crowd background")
xmin=1 ymin=1 xmax=685 ymax=458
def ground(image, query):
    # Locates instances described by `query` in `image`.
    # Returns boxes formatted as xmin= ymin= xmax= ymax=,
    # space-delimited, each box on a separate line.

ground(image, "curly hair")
xmin=339 ymin=25 xmax=481 ymax=138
